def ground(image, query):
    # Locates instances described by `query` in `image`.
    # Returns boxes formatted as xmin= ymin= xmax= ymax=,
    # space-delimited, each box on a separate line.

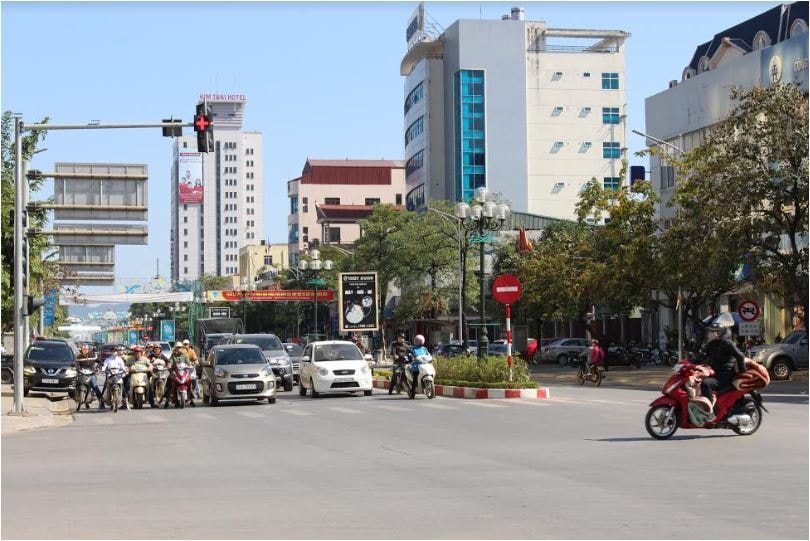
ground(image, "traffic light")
xmin=24 ymin=295 xmax=45 ymax=316
xmin=21 ymin=209 xmax=29 ymax=291
xmin=194 ymin=102 xmax=214 ymax=153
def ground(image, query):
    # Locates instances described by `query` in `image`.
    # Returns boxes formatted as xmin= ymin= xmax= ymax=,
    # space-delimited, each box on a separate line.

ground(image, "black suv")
xmin=23 ymin=339 xmax=79 ymax=397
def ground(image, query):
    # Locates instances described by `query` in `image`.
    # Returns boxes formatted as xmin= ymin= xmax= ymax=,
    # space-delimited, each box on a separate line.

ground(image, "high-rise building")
xmin=170 ymin=93 xmax=264 ymax=283
xmin=401 ymin=4 xmax=629 ymax=220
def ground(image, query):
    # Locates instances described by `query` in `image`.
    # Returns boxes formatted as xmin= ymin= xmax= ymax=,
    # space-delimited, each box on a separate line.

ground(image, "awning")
xmin=59 ymin=292 xmax=193 ymax=305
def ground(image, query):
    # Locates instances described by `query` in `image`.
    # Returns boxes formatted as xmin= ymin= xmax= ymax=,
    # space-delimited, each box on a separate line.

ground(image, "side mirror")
xmin=285 ymin=345 xmax=294 ymax=351
xmin=301 ymin=356 xmax=310 ymax=363
xmin=364 ymin=354 xmax=373 ymax=362
xmin=800 ymin=339 xmax=808 ymax=346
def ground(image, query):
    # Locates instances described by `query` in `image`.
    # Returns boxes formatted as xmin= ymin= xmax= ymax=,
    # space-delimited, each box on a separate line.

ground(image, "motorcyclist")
xmin=129 ymin=346 xmax=155 ymax=407
xmin=390 ymin=333 xmax=409 ymax=395
xmin=587 ymin=339 xmax=605 ymax=372
xmin=164 ymin=343 xmax=194 ymax=408
xmin=75 ymin=344 xmax=105 ymax=410
xmin=148 ymin=344 xmax=167 ymax=363
xmin=700 ymin=325 xmax=747 ymax=420
xmin=101 ymin=347 xmax=129 ymax=410
xmin=181 ymin=339 xmax=201 ymax=399
xmin=409 ymin=334 xmax=431 ymax=394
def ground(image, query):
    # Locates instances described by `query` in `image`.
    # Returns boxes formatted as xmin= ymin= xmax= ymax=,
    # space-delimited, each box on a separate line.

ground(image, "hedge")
xmin=373 ymin=356 xmax=535 ymax=389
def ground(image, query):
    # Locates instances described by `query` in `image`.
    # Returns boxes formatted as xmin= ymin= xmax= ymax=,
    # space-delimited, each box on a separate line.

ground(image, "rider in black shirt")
xmin=701 ymin=325 xmax=747 ymax=416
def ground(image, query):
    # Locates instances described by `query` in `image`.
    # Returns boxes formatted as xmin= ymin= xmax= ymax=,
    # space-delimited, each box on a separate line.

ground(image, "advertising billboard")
xmin=160 ymin=320 xmax=176 ymax=342
xmin=178 ymin=151 xmax=203 ymax=204
xmin=338 ymin=272 xmax=379 ymax=333
xmin=761 ymin=34 xmax=809 ymax=89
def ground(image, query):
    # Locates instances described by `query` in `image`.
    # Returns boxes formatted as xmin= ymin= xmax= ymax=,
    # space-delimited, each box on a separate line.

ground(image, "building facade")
xmin=170 ymin=94 xmax=264 ymax=283
xmin=239 ymin=242 xmax=288 ymax=289
xmin=401 ymin=4 xmax=629 ymax=221
xmin=286 ymin=159 xmax=405 ymax=267
xmin=644 ymin=2 xmax=808 ymax=342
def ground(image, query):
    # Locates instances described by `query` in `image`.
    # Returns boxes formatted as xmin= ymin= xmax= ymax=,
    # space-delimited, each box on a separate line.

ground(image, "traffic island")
xmin=371 ymin=379 xmax=550 ymax=400
xmin=1 ymin=385 xmax=74 ymax=435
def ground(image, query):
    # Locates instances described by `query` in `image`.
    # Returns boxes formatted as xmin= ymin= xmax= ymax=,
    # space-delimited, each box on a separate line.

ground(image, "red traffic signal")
xmin=194 ymin=102 xmax=214 ymax=153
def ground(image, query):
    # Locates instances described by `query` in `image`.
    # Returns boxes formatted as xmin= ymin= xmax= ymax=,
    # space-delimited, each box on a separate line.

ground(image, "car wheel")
xmin=202 ymin=385 xmax=210 ymax=405
xmin=210 ymin=391 xmax=219 ymax=407
xmin=283 ymin=379 xmax=293 ymax=392
xmin=268 ymin=396 xmax=276 ymax=404
xmin=770 ymin=358 xmax=792 ymax=380
xmin=557 ymin=354 xmax=569 ymax=366
xmin=298 ymin=381 xmax=307 ymax=396
xmin=364 ymin=389 xmax=372 ymax=397
xmin=310 ymin=379 xmax=319 ymax=398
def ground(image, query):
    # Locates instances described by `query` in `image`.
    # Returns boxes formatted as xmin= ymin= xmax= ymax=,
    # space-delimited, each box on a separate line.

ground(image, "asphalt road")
xmin=2 ymin=385 xmax=807 ymax=539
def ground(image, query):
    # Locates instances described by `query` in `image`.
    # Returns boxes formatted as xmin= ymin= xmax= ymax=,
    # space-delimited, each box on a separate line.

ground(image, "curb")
xmin=372 ymin=379 xmax=550 ymax=400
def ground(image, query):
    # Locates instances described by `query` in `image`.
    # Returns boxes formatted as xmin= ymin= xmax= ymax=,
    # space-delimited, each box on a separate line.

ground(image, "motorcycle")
xmin=75 ymin=363 xmax=98 ymax=410
xmin=388 ymin=359 xmax=407 ymax=395
xmin=150 ymin=358 xmax=169 ymax=405
xmin=404 ymin=353 xmax=437 ymax=399
xmin=129 ymin=364 xmax=151 ymax=409
xmin=104 ymin=367 xmax=126 ymax=413
xmin=576 ymin=353 xmax=603 ymax=386
xmin=171 ymin=362 xmax=193 ymax=408
xmin=644 ymin=359 xmax=770 ymax=440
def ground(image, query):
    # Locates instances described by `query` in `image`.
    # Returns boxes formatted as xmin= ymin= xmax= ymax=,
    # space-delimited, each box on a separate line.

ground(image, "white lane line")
xmin=281 ymin=409 xmax=315 ymax=416
xmin=91 ymin=415 xmax=115 ymax=425
xmin=195 ymin=412 xmax=218 ymax=420
xmin=236 ymin=410 xmax=266 ymax=419
xmin=142 ymin=414 xmax=167 ymax=423
xmin=377 ymin=404 xmax=411 ymax=412
xmin=464 ymin=400 xmax=508 ymax=408
xmin=585 ymin=399 xmax=626 ymax=405
xmin=421 ymin=402 xmax=457 ymax=410
xmin=494 ymin=399 xmax=553 ymax=407
xmin=328 ymin=406 xmax=363 ymax=415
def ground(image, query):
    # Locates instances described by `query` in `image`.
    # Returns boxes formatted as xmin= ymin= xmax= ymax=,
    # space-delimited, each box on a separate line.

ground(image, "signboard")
xmin=207 ymin=290 xmax=335 ymax=302
xmin=50 ymin=223 xmax=147 ymax=246
xmin=406 ymin=2 xmax=425 ymax=49
xmin=43 ymin=289 xmax=58 ymax=326
xmin=160 ymin=320 xmax=176 ymax=342
xmin=209 ymin=307 xmax=231 ymax=318
xmin=58 ymin=245 xmax=115 ymax=273
xmin=492 ymin=274 xmax=523 ymax=305
xmin=761 ymin=33 xmax=808 ymax=89
xmin=739 ymin=321 xmax=761 ymax=337
xmin=738 ymin=300 xmax=760 ymax=322
xmin=338 ymin=272 xmax=379 ymax=333
xmin=54 ymin=162 xmax=148 ymax=221
xmin=127 ymin=330 xmax=139 ymax=345
xmin=178 ymin=151 xmax=203 ymax=204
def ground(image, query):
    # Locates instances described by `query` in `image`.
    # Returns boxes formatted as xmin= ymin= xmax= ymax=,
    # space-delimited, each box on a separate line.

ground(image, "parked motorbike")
xmin=171 ymin=362 xmax=193 ymax=408
xmin=104 ymin=367 xmax=126 ymax=413
xmin=150 ymin=359 xmax=169 ymax=405
xmin=75 ymin=364 xmax=98 ymax=410
xmin=129 ymin=364 xmax=150 ymax=409
xmin=576 ymin=353 xmax=603 ymax=386
xmin=644 ymin=359 xmax=769 ymax=440
xmin=405 ymin=353 xmax=437 ymax=399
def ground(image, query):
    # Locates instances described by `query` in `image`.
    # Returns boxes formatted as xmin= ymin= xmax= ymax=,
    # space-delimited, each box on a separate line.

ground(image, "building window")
xmin=264 ymin=255 xmax=272 ymax=266
xmin=602 ymin=107 xmax=620 ymax=124
xmin=552 ymin=106 xmax=564 ymax=116
xmin=660 ymin=165 xmax=675 ymax=190
xmin=183 ymin=241 xmax=188 ymax=248
xmin=752 ymin=30 xmax=771 ymax=50
xmin=405 ymin=149 xmax=424 ymax=177
xmin=601 ymin=72 xmax=620 ymax=89
xmin=404 ymin=81 xmax=424 ymax=115
xmin=396 ymin=193 xmax=402 ymax=205
xmin=184 ymin=267 xmax=188 ymax=274
xmin=603 ymin=177 xmax=621 ymax=190
xmin=289 ymin=224 xmax=299 ymax=243
xmin=406 ymin=184 xmax=426 ymax=212
xmin=698 ymin=56 xmax=710 ymax=73
xmin=602 ymin=142 xmax=621 ymax=158
xmin=324 ymin=197 xmax=340 ymax=205
xmin=290 ymin=197 xmax=298 ymax=214
xmin=328 ymin=227 xmax=341 ymax=243
xmin=183 ymin=204 xmax=188 ymax=211
xmin=365 ymin=198 xmax=380 ymax=206
xmin=454 ymin=69 xmax=486 ymax=201
xmin=302 ymin=197 xmax=308 ymax=213
xmin=579 ymin=142 xmax=592 ymax=153
xmin=405 ymin=116 xmax=425 ymax=146
xmin=791 ymin=19 xmax=808 ymax=37
xmin=183 ymin=228 xmax=188 ymax=236
xmin=583 ymin=72 xmax=591 ymax=78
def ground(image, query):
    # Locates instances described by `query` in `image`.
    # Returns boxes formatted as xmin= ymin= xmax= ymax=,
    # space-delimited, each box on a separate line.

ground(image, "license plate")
xmin=235 ymin=384 xmax=256 ymax=390
xmin=42 ymin=378 xmax=60 ymax=384
xmin=334 ymin=377 xmax=354 ymax=383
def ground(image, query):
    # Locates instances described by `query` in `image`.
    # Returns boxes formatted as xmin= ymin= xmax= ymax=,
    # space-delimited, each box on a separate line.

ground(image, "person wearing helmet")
xmin=164 ymin=344 xmax=193 ymax=408
xmin=130 ymin=346 xmax=155 ymax=407
xmin=181 ymin=339 xmax=200 ymax=399
xmin=410 ymin=335 xmax=430 ymax=394
xmin=587 ymin=339 xmax=605 ymax=371
xmin=700 ymin=324 xmax=747 ymax=420
xmin=390 ymin=333 xmax=409 ymax=395
xmin=101 ymin=346 xmax=130 ymax=411
xmin=75 ymin=344 xmax=105 ymax=410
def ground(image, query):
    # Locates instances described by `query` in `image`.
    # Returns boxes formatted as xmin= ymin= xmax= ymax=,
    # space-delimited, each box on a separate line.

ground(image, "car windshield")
xmin=285 ymin=344 xmax=303 ymax=357
xmin=26 ymin=344 xmax=73 ymax=362
xmin=234 ymin=336 xmax=283 ymax=351
xmin=313 ymin=344 xmax=363 ymax=362
xmin=216 ymin=348 xmax=267 ymax=365
xmin=783 ymin=331 xmax=806 ymax=345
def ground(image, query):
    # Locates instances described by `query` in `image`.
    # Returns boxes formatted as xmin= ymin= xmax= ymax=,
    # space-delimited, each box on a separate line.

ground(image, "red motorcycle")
xmin=644 ymin=359 xmax=769 ymax=440
xmin=171 ymin=363 xmax=194 ymax=408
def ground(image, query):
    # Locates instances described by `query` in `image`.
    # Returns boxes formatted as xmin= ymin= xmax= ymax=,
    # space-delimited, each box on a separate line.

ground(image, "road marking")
xmin=464 ymin=400 xmax=508 ymax=408
xmin=91 ymin=415 xmax=115 ymax=425
xmin=281 ymin=409 xmax=315 ymax=416
xmin=585 ymin=399 xmax=627 ymax=405
xmin=195 ymin=412 xmax=219 ymax=420
xmin=328 ymin=406 xmax=363 ymax=415
xmin=236 ymin=410 xmax=266 ymax=419
xmin=142 ymin=414 xmax=167 ymax=423
xmin=377 ymin=404 xmax=411 ymax=412
xmin=495 ymin=399 xmax=553 ymax=407
xmin=421 ymin=402 xmax=457 ymax=410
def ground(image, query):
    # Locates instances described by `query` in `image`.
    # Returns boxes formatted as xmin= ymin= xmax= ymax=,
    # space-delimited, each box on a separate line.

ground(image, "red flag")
xmin=518 ymin=226 xmax=533 ymax=254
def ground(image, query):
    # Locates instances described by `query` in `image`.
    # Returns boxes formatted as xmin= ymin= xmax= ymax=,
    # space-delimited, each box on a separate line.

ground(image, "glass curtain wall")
xmin=454 ymin=70 xmax=486 ymax=201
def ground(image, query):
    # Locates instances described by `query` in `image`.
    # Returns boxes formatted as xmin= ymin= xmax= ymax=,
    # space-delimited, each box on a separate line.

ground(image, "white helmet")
xmin=414 ymin=334 xmax=425 ymax=345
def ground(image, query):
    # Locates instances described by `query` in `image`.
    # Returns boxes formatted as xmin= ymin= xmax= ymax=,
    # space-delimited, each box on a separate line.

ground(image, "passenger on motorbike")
xmin=130 ymin=346 xmax=155 ymax=407
xmin=101 ymin=348 xmax=129 ymax=410
xmin=409 ymin=334 xmax=431 ymax=394
xmin=390 ymin=333 xmax=409 ymax=395
xmin=76 ymin=344 xmax=105 ymax=410
xmin=700 ymin=325 xmax=747 ymax=420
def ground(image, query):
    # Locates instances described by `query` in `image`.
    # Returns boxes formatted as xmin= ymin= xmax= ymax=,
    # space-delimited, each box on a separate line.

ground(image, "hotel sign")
xmin=199 ymin=93 xmax=246 ymax=102
xmin=761 ymin=34 xmax=808 ymax=89
xmin=406 ymin=2 xmax=425 ymax=49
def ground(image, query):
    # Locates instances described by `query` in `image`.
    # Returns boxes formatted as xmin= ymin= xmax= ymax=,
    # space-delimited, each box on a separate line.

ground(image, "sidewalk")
xmin=1 ymin=385 xmax=73 ymax=436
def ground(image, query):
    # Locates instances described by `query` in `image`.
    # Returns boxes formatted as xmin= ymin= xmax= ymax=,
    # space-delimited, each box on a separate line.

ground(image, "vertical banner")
xmin=160 ymin=320 xmax=176 ymax=342
xmin=43 ymin=289 xmax=58 ymax=326
xmin=338 ymin=272 xmax=379 ymax=333
xmin=127 ymin=330 xmax=139 ymax=345
xmin=178 ymin=151 xmax=204 ymax=204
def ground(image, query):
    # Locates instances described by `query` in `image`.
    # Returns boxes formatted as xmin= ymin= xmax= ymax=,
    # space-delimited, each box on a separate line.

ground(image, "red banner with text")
xmin=218 ymin=290 xmax=334 ymax=302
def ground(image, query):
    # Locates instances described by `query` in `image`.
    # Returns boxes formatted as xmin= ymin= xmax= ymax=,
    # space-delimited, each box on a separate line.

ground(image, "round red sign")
xmin=492 ymin=274 xmax=523 ymax=305
xmin=738 ymin=300 xmax=760 ymax=322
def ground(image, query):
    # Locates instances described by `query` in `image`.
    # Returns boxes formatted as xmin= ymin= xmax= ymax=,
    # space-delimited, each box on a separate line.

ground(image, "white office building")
xmin=170 ymin=93 xmax=264 ymax=283
xmin=401 ymin=4 xmax=629 ymax=220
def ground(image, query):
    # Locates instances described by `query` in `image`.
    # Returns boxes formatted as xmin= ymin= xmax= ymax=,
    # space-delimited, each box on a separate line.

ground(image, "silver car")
xmin=221 ymin=334 xmax=294 ymax=391
xmin=201 ymin=344 xmax=277 ymax=405
xmin=283 ymin=342 xmax=304 ymax=384
xmin=539 ymin=338 xmax=590 ymax=365
xmin=751 ymin=329 xmax=808 ymax=380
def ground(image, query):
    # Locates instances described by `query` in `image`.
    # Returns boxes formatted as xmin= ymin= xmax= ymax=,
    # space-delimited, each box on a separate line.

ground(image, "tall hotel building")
xmin=170 ymin=94 xmax=264 ymax=282
xmin=401 ymin=4 xmax=630 ymax=220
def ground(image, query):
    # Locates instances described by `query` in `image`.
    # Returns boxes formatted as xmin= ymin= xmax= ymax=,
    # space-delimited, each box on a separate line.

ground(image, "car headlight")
xmin=267 ymin=380 xmax=275 ymax=388
xmin=215 ymin=368 xmax=228 ymax=378
xmin=359 ymin=365 xmax=369 ymax=375
xmin=23 ymin=366 xmax=36 ymax=375
xmin=317 ymin=367 xmax=329 ymax=377
xmin=64 ymin=368 xmax=77 ymax=377
xmin=260 ymin=366 xmax=274 ymax=377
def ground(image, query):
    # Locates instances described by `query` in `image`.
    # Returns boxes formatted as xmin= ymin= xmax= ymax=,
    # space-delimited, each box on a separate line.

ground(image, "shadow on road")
xmin=586 ymin=433 xmax=736 ymax=442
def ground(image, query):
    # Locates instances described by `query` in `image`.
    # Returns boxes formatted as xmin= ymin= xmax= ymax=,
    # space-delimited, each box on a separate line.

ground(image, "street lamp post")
xmin=455 ymin=188 xmax=511 ymax=359
xmin=298 ymin=249 xmax=333 ymax=341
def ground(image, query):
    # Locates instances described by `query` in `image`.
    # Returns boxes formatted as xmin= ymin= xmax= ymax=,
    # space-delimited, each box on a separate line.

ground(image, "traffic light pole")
xmin=12 ymin=116 xmax=26 ymax=414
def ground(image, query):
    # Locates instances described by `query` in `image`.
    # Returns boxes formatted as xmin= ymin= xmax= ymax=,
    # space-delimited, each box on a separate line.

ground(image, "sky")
xmin=1 ymin=0 xmax=777 ymax=297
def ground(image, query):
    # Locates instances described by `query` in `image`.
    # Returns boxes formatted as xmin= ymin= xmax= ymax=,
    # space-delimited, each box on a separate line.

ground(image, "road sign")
xmin=492 ymin=274 xmax=523 ymax=305
xmin=738 ymin=300 xmax=760 ymax=322
xmin=209 ymin=307 xmax=231 ymax=318
xmin=58 ymin=245 xmax=115 ymax=273
xmin=54 ymin=162 xmax=148 ymax=221
xmin=43 ymin=289 xmax=58 ymax=326
xmin=739 ymin=321 xmax=761 ymax=336
xmin=160 ymin=320 xmax=176 ymax=342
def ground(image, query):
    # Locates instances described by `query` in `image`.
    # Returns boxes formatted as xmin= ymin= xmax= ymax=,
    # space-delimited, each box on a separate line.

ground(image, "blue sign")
xmin=160 ymin=320 xmax=176 ymax=342
xmin=761 ymin=34 xmax=808 ymax=90
xmin=128 ymin=330 xmax=139 ymax=345
xmin=43 ymin=289 xmax=58 ymax=326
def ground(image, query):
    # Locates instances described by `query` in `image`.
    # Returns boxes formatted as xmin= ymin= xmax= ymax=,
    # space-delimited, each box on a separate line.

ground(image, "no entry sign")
xmin=492 ymin=274 xmax=522 ymax=305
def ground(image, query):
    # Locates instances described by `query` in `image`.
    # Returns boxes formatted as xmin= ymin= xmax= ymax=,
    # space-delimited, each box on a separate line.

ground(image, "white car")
xmin=298 ymin=340 xmax=373 ymax=397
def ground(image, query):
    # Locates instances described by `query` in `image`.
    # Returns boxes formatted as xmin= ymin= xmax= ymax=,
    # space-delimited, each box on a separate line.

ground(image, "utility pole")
xmin=12 ymin=116 xmax=25 ymax=413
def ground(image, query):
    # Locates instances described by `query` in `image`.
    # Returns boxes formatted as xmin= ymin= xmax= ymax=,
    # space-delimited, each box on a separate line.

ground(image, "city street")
xmin=2 ymin=383 xmax=807 ymax=539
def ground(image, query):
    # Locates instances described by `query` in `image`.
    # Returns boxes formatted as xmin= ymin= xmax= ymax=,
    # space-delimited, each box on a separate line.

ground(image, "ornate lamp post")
xmin=455 ymin=188 xmax=510 ymax=359
xmin=298 ymin=249 xmax=333 ymax=341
